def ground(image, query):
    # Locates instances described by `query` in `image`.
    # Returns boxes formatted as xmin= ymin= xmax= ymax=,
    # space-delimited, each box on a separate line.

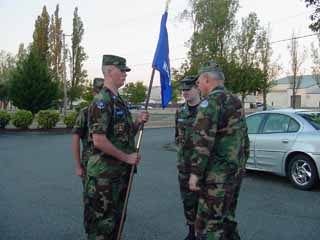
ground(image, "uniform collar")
xmin=208 ymin=85 xmax=225 ymax=96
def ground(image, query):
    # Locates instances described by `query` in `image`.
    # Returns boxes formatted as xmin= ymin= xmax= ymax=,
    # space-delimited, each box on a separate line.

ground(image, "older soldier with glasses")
xmin=189 ymin=62 xmax=249 ymax=240
xmin=85 ymin=54 xmax=149 ymax=240
xmin=175 ymin=76 xmax=201 ymax=240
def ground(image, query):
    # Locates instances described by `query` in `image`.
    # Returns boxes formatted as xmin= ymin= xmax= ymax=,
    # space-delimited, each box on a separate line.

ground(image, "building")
xmin=267 ymin=75 xmax=320 ymax=109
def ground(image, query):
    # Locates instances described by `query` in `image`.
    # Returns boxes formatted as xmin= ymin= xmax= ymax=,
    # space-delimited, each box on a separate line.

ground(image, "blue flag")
xmin=152 ymin=11 xmax=172 ymax=108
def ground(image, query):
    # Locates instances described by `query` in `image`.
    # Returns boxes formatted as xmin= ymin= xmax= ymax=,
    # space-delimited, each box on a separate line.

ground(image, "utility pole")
xmin=62 ymin=33 xmax=72 ymax=116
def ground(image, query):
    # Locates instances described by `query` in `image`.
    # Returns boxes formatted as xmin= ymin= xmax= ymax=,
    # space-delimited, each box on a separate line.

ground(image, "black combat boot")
xmin=184 ymin=224 xmax=196 ymax=240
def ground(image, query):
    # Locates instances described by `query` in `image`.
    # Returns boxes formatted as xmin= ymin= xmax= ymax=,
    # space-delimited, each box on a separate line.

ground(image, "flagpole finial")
xmin=165 ymin=0 xmax=171 ymax=12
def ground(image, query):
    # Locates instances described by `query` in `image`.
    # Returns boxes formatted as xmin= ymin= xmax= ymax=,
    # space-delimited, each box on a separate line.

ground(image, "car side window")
xmin=288 ymin=118 xmax=300 ymax=132
xmin=262 ymin=114 xmax=291 ymax=133
xmin=246 ymin=114 xmax=265 ymax=134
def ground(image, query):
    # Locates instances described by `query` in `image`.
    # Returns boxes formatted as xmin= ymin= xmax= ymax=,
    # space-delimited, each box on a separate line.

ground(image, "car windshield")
xmin=297 ymin=112 xmax=320 ymax=130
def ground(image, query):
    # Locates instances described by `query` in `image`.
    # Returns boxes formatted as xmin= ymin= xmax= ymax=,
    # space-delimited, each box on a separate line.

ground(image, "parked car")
xmin=246 ymin=109 xmax=320 ymax=190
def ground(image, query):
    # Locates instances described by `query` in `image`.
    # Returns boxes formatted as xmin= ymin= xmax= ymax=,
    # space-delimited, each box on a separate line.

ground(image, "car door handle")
xmin=282 ymin=139 xmax=289 ymax=144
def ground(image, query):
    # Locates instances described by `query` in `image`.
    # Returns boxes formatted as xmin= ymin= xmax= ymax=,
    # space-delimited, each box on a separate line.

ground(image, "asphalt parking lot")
xmin=0 ymin=128 xmax=320 ymax=240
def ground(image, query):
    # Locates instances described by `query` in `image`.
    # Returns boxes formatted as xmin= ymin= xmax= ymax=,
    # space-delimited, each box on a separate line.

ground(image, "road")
xmin=0 ymin=128 xmax=320 ymax=240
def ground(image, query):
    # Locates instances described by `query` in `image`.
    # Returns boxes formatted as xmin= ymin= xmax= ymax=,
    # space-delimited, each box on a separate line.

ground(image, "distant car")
xmin=128 ymin=105 xmax=139 ymax=110
xmin=139 ymin=105 xmax=153 ymax=110
xmin=246 ymin=109 xmax=320 ymax=190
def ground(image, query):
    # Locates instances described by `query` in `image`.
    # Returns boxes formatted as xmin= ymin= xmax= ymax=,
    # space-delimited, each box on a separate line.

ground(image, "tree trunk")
xmin=263 ymin=89 xmax=267 ymax=111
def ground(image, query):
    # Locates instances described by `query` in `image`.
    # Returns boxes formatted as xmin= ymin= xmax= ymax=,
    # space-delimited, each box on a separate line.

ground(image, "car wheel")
xmin=288 ymin=154 xmax=318 ymax=190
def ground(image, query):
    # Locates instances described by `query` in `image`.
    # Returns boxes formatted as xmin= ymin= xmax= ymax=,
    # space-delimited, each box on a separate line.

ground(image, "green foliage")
xmin=82 ymin=85 xmax=94 ymax=103
xmin=0 ymin=50 xmax=16 ymax=107
xmin=36 ymin=110 xmax=60 ymax=129
xmin=49 ymin=4 xmax=63 ymax=81
xmin=75 ymin=101 xmax=89 ymax=112
xmin=68 ymin=85 xmax=84 ymax=105
xmin=64 ymin=111 xmax=77 ymax=128
xmin=8 ymin=49 xmax=59 ymax=114
xmin=0 ymin=111 xmax=11 ymax=128
xmin=11 ymin=110 xmax=33 ymax=129
xmin=33 ymin=6 xmax=50 ymax=61
xmin=122 ymin=81 xmax=147 ymax=104
xmin=305 ymin=0 xmax=320 ymax=32
xmin=69 ymin=7 xmax=87 ymax=106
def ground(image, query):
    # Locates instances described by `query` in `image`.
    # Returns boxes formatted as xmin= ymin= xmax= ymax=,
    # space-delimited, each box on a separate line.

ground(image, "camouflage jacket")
xmin=72 ymin=107 xmax=90 ymax=164
xmin=175 ymin=103 xmax=199 ymax=172
xmin=87 ymin=87 xmax=136 ymax=177
xmin=191 ymin=86 xmax=250 ymax=184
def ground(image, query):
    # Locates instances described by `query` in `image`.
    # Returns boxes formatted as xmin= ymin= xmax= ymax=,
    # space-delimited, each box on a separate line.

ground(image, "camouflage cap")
xmin=102 ymin=54 xmax=131 ymax=72
xmin=179 ymin=75 xmax=197 ymax=90
xmin=197 ymin=61 xmax=225 ymax=80
xmin=93 ymin=78 xmax=104 ymax=93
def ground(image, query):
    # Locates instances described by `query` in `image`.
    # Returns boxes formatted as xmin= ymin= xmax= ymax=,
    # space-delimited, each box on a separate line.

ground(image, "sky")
xmin=0 ymin=0 xmax=317 ymax=86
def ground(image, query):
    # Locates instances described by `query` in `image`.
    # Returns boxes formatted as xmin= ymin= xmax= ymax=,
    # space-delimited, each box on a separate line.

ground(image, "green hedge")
xmin=36 ymin=110 xmax=60 ymax=129
xmin=11 ymin=110 xmax=33 ymax=129
xmin=64 ymin=111 xmax=78 ymax=129
xmin=0 ymin=111 xmax=11 ymax=129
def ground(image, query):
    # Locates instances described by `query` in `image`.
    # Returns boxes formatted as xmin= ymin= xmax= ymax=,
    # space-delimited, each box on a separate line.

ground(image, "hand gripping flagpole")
xmin=116 ymin=1 xmax=172 ymax=239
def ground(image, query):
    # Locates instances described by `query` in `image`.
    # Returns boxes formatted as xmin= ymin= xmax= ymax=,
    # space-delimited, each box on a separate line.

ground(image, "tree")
xmin=122 ymin=82 xmax=147 ymax=104
xmin=8 ymin=49 xmax=58 ymax=114
xmin=33 ymin=6 xmax=50 ymax=61
xmin=182 ymin=0 xmax=239 ymax=70
xmin=311 ymin=35 xmax=320 ymax=88
xmin=0 ymin=50 xmax=16 ymax=109
xmin=230 ymin=13 xmax=264 ymax=103
xmin=288 ymin=32 xmax=306 ymax=108
xmin=257 ymin=26 xmax=281 ymax=110
xmin=49 ymin=4 xmax=63 ymax=81
xmin=305 ymin=0 xmax=320 ymax=32
xmin=69 ymin=7 xmax=88 ymax=108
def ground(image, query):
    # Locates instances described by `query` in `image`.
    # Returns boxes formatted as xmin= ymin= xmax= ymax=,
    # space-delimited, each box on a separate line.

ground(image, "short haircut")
xmin=207 ymin=70 xmax=225 ymax=81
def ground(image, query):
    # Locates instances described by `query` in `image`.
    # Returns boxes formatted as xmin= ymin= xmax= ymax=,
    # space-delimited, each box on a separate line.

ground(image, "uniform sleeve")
xmin=191 ymin=98 xmax=219 ymax=178
xmin=88 ymin=100 xmax=112 ymax=135
xmin=72 ymin=109 xmax=86 ymax=137
xmin=175 ymin=109 xmax=179 ymax=144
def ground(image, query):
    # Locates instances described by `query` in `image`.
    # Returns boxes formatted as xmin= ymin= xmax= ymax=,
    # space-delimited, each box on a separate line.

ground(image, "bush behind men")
xmin=175 ymin=76 xmax=201 ymax=240
xmin=189 ymin=62 xmax=249 ymax=240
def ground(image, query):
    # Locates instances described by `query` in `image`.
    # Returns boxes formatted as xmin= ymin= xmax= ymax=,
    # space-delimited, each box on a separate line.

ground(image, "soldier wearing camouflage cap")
xmin=71 ymin=77 xmax=104 ymax=235
xmin=175 ymin=75 xmax=201 ymax=240
xmin=189 ymin=61 xmax=249 ymax=240
xmin=85 ymin=54 xmax=149 ymax=239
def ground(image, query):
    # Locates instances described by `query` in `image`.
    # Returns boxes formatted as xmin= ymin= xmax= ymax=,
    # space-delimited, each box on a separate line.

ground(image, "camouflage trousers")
xmin=84 ymin=171 xmax=130 ymax=240
xmin=195 ymin=176 xmax=243 ymax=240
xmin=178 ymin=171 xmax=199 ymax=225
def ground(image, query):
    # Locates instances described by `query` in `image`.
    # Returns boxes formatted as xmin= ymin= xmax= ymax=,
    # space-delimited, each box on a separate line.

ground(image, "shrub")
xmin=0 ymin=111 xmax=11 ymax=129
xmin=75 ymin=101 xmax=89 ymax=112
xmin=36 ymin=110 xmax=60 ymax=129
xmin=11 ymin=110 xmax=33 ymax=129
xmin=64 ymin=111 xmax=78 ymax=128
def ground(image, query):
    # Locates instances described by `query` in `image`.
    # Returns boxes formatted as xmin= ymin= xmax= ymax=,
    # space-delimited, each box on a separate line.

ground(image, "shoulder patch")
xmin=200 ymin=100 xmax=208 ymax=108
xmin=97 ymin=100 xmax=105 ymax=109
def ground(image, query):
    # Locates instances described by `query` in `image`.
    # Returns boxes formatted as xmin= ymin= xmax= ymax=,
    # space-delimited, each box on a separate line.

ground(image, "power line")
xmin=271 ymin=33 xmax=318 ymax=44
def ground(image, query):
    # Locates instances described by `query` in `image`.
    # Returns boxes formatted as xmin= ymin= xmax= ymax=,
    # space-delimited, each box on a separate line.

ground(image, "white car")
xmin=246 ymin=109 xmax=320 ymax=190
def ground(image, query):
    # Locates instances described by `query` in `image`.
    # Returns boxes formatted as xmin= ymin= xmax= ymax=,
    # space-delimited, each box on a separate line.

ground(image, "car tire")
xmin=288 ymin=154 xmax=318 ymax=190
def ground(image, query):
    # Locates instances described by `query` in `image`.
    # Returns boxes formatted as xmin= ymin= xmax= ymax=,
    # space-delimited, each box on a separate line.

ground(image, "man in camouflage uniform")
xmin=175 ymin=76 xmax=201 ymax=240
xmin=86 ymin=54 xmax=149 ymax=240
xmin=72 ymin=77 xmax=104 ymax=235
xmin=189 ymin=62 xmax=249 ymax=240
